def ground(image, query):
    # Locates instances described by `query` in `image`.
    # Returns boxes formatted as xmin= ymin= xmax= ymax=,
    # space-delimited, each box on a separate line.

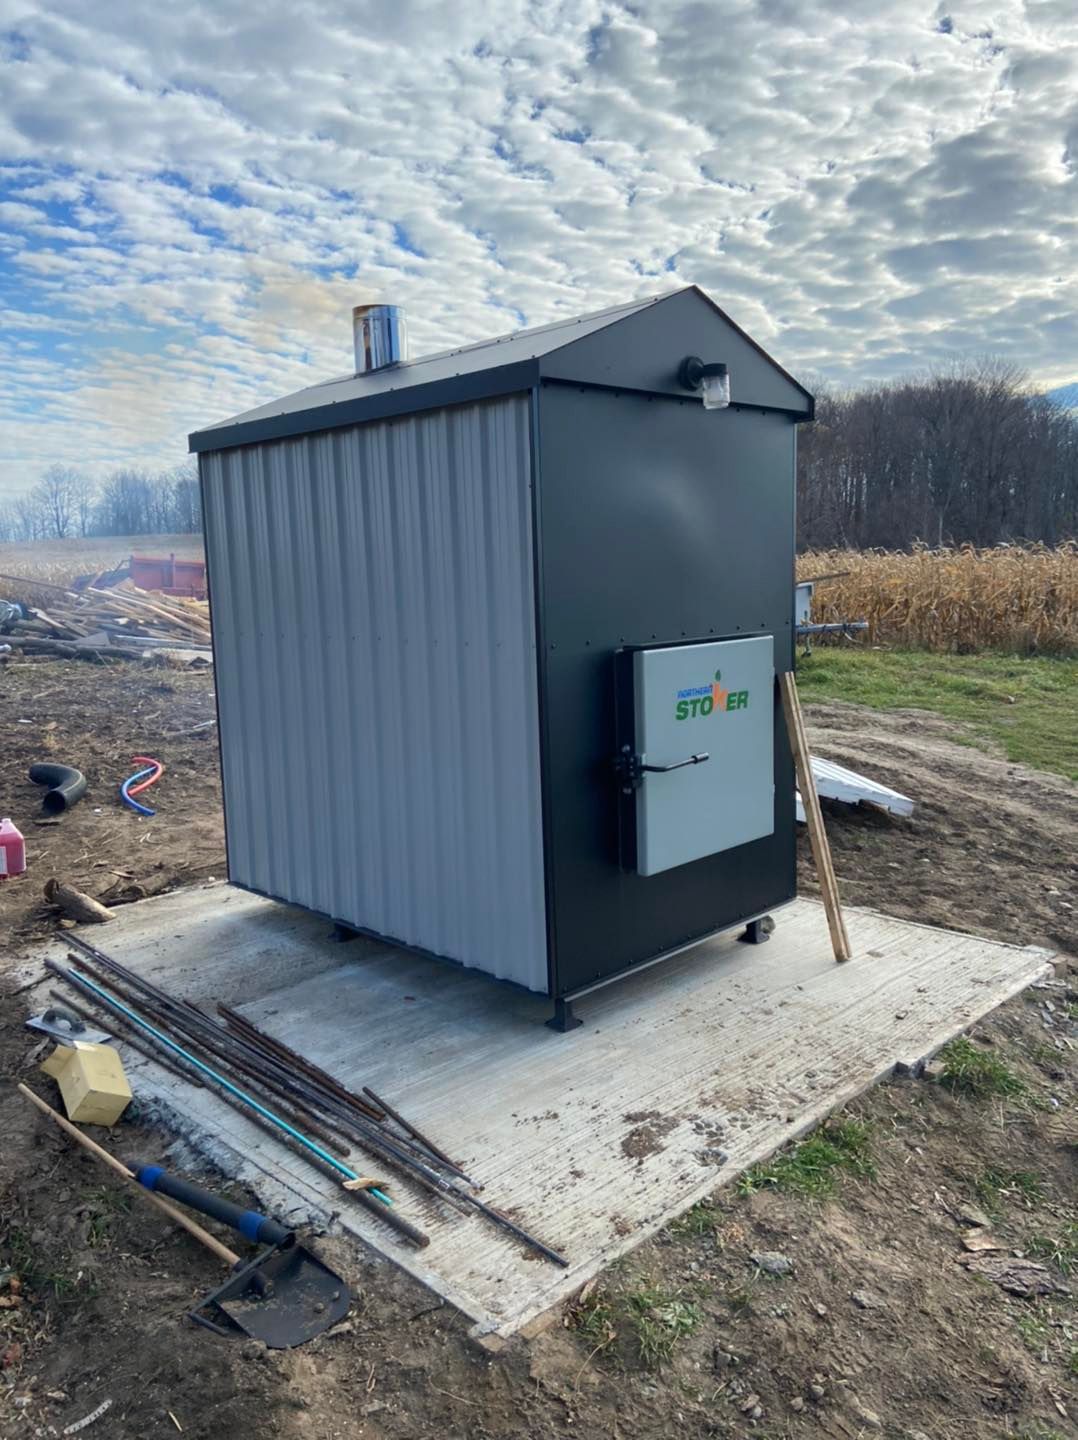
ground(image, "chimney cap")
xmin=353 ymin=304 xmax=407 ymax=375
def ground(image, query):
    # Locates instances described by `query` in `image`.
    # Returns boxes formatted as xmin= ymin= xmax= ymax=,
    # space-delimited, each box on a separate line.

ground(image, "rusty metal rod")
xmin=47 ymin=987 xmax=207 ymax=1090
xmin=61 ymin=937 xmax=565 ymax=1265
xmin=64 ymin=959 xmax=355 ymax=1161
xmin=361 ymin=1084 xmax=474 ymax=1182
xmin=213 ymin=1008 xmax=472 ymax=1186
xmin=57 ymin=956 xmax=456 ymax=1218
xmin=218 ymin=1005 xmax=385 ymax=1122
xmin=46 ymin=959 xmax=430 ymax=1249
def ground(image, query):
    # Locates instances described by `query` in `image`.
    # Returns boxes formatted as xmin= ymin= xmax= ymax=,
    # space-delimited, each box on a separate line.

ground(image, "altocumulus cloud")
xmin=0 ymin=0 xmax=1075 ymax=493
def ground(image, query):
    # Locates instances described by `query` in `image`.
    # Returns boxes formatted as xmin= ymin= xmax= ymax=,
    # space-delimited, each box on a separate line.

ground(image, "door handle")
xmin=642 ymin=752 xmax=710 ymax=773
xmin=615 ymin=747 xmax=709 ymax=793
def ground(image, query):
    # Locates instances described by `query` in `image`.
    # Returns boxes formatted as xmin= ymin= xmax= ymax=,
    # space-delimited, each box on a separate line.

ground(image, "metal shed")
xmin=190 ymin=286 xmax=814 ymax=1027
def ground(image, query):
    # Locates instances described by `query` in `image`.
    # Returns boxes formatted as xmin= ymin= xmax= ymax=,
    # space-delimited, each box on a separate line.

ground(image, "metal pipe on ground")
xmin=47 ymin=987 xmax=207 ymax=1090
xmin=217 ymin=1004 xmax=385 ymax=1123
xmin=45 ymin=960 xmax=430 ymax=1250
xmin=58 ymin=937 xmax=567 ymax=1266
xmin=66 ymin=957 xmax=354 ymax=1159
xmin=217 ymin=1008 xmax=472 ymax=1175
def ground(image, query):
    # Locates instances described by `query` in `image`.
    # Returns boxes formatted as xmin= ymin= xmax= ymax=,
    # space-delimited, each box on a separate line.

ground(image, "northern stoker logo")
xmin=674 ymin=669 xmax=749 ymax=720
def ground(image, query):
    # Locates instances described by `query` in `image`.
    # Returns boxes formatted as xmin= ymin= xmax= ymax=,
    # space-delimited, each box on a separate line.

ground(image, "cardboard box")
xmin=40 ymin=1042 xmax=132 ymax=1126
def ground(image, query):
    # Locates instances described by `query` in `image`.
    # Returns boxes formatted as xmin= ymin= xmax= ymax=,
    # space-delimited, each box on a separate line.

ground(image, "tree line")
xmin=0 ymin=465 xmax=201 ymax=543
xmin=797 ymin=361 xmax=1078 ymax=550
xmin=2 ymin=361 xmax=1075 ymax=550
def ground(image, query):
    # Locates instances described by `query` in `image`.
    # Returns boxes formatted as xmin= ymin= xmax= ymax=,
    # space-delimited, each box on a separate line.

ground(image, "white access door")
xmin=633 ymin=636 xmax=775 ymax=876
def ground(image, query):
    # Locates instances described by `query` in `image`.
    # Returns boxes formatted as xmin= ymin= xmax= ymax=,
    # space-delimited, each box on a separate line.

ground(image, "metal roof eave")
xmin=189 ymin=357 xmax=542 ymax=454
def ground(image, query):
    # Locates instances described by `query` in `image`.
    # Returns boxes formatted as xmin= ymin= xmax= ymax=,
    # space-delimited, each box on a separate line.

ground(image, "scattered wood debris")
xmin=0 ymin=580 xmax=211 ymax=663
xmin=43 ymin=879 xmax=114 ymax=925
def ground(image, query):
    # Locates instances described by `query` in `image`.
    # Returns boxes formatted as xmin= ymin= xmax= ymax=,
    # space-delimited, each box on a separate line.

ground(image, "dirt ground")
xmin=0 ymin=663 xmax=222 ymax=940
xmin=2 ymin=661 xmax=1076 ymax=1440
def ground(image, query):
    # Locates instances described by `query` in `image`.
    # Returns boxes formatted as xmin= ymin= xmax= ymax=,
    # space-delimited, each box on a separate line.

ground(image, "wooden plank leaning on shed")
xmin=779 ymin=669 xmax=852 ymax=963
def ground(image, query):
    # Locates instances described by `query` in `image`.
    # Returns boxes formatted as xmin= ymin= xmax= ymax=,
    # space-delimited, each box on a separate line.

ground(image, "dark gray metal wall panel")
xmin=540 ymin=288 xmax=810 ymax=414
xmin=200 ymin=394 xmax=549 ymax=991
xmin=535 ymin=384 xmax=797 ymax=996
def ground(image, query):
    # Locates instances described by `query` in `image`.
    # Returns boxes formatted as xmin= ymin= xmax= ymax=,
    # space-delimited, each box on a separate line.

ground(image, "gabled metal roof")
xmin=190 ymin=285 xmax=812 ymax=453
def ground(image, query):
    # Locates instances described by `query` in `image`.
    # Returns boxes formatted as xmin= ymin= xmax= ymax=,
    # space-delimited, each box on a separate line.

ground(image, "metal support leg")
xmin=738 ymin=916 xmax=772 ymax=945
xmin=546 ymin=997 xmax=583 ymax=1032
xmin=330 ymin=921 xmax=361 ymax=943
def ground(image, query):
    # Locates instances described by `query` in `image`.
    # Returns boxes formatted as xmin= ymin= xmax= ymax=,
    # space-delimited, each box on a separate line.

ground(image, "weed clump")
xmin=738 ymin=1119 xmax=875 ymax=1199
xmin=938 ymin=1037 xmax=1026 ymax=1099
xmin=625 ymin=1288 xmax=702 ymax=1367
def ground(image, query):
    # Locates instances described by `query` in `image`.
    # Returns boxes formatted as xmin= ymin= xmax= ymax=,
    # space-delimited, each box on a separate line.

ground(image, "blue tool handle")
xmin=135 ymin=1165 xmax=292 ymax=1247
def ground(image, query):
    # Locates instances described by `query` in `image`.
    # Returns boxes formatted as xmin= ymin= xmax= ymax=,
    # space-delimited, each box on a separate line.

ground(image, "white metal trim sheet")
xmin=201 ymin=394 xmax=548 ymax=991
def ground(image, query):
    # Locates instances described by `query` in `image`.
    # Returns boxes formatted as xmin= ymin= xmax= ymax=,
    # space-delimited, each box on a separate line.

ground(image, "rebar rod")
xmin=60 ymin=938 xmax=568 ymax=1267
xmin=361 ymin=1083 xmax=472 ymax=1180
xmin=220 ymin=1008 xmax=472 ymax=1175
xmin=217 ymin=1004 xmax=385 ymax=1122
xmin=47 ymin=965 xmax=430 ymax=1250
xmin=47 ymin=988 xmax=206 ymax=1089
xmin=68 ymin=958 xmax=353 ymax=1159
xmin=49 ymin=961 xmax=390 ymax=1199
xmin=56 ymin=957 xmax=458 ymax=1217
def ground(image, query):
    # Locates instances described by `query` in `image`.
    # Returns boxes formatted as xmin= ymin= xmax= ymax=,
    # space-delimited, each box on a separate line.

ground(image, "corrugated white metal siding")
xmin=201 ymin=393 xmax=549 ymax=991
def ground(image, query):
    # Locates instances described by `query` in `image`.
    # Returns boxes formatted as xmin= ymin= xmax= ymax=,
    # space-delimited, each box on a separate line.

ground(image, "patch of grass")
xmin=738 ymin=1119 xmax=875 ymax=1199
xmin=82 ymin=1185 xmax=133 ymax=1249
xmin=974 ymin=1168 xmax=1045 ymax=1214
xmin=1027 ymin=1222 xmax=1078 ymax=1277
xmin=570 ymin=1290 xmax=618 ymax=1353
xmin=625 ymin=1287 xmax=702 ymax=1368
xmin=1016 ymin=1311 xmax=1049 ymax=1354
xmin=795 ymin=648 xmax=1078 ymax=780
xmin=668 ymin=1201 xmax=720 ymax=1238
xmin=1 ymin=1225 xmax=98 ymax=1308
xmin=937 ymin=1037 xmax=1027 ymax=1099
xmin=1028 ymin=1041 xmax=1066 ymax=1073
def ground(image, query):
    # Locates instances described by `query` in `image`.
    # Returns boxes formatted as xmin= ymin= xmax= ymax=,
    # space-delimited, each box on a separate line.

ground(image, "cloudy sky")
xmin=0 ymin=1 xmax=1076 ymax=497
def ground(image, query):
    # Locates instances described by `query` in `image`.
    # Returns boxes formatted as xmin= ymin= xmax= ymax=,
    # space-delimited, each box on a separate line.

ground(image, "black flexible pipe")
xmin=29 ymin=762 xmax=88 ymax=815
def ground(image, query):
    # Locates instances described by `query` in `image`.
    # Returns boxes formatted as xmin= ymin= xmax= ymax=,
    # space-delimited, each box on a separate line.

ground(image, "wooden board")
xmin=22 ymin=883 xmax=1052 ymax=1341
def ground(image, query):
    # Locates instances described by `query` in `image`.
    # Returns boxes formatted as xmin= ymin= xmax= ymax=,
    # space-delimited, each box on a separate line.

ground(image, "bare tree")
xmin=70 ymin=473 xmax=98 ymax=537
xmin=31 ymin=465 xmax=82 ymax=539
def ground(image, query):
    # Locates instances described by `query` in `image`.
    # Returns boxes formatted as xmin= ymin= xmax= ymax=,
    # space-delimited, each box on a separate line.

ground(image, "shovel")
xmin=18 ymin=1085 xmax=351 ymax=1349
xmin=134 ymin=1166 xmax=350 ymax=1347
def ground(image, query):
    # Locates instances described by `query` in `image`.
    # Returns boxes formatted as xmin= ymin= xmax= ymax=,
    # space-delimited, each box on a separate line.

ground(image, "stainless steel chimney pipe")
xmin=352 ymin=304 xmax=407 ymax=374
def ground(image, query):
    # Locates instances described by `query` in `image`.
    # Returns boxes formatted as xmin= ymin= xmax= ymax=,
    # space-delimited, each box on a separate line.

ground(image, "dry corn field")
xmin=0 ymin=535 xmax=204 ymax=605
xmin=798 ymin=544 xmax=1078 ymax=655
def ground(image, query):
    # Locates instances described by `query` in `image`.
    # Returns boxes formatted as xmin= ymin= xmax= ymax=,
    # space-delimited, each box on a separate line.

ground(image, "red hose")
xmin=128 ymin=755 xmax=164 ymax=797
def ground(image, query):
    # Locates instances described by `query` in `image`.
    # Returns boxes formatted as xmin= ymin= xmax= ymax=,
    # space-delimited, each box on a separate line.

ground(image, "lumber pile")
xmin=0 ymin=580 xmax=212 ymax=663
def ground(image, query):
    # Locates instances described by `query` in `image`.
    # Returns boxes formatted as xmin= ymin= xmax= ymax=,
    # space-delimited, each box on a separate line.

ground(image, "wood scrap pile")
xmin=0 ymin=580 xmax=212 ymax=665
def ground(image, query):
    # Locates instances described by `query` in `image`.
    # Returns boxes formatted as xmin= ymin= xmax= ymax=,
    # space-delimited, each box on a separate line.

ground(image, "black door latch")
xmin=614 ymin=746 xmax=710 ymax=794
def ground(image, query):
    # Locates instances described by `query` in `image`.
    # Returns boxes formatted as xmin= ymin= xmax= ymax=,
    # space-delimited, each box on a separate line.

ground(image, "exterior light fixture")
xmin=679 ymin=356 xmax=730 ymax=410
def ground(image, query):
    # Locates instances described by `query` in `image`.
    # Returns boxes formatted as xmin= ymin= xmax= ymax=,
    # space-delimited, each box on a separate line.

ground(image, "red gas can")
xmin=0 ymin=818 xmax=26 ymax=878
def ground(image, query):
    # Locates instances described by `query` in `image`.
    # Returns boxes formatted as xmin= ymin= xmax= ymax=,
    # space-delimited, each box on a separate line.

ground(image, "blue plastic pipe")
xmin=62 ymin=965 xmax=393 ymax=1207
xmin=120 ymin=765 xmax=156 ymax=817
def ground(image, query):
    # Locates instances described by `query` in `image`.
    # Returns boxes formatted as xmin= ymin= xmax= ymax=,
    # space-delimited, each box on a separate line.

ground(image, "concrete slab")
xmin=22 ymin=884 xmax=1052 ymax=1340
